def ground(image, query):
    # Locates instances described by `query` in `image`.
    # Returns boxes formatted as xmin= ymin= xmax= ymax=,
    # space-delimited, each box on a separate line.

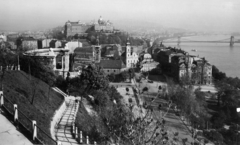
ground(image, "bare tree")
xmin=102 ymin=76 xmax=175 ymax=145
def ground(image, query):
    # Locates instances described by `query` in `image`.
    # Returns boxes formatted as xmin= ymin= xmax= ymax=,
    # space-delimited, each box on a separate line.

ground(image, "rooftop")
xmin=99 ymin=60 xmax=125 ymax=69
xmin=74 ymin=47 xmax=92 ymax=53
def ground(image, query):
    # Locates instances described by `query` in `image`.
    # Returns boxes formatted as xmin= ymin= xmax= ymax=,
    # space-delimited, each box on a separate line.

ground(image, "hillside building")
xmin=64 ymin=20 xmax=92 ymax=38
xmin=94 ymin=16 xmax=114 ymax=33
xmin=64 ymin=16 xmax=115 ymax=38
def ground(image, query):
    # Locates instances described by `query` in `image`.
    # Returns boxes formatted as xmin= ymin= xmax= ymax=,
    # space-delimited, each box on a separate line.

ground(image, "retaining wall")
xmin=50 ymin=95 xmax=66 ymax=140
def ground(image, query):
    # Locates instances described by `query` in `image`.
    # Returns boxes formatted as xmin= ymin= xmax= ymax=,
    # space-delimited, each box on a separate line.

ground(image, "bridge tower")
xmin=177 ymin=36 xmax=181 ymax=46
xmin=230 ymin=36 xmax=234 ymax=47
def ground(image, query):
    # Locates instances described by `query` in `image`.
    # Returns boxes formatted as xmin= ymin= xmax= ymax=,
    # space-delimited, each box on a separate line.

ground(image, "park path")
xmin=154 ymin=97 xmax=195 ymax=145
xmin=55 ymin=98 xmax=79 ymax=145
xmin=0 ymin=112 xmax=33 ymax=145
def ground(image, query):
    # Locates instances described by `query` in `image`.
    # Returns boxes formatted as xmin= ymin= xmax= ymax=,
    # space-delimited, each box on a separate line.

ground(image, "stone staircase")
xmin=52 ymin=88 xmax=98 ymax=145
xmin=55 ymin=98 xmax=79 ymax=145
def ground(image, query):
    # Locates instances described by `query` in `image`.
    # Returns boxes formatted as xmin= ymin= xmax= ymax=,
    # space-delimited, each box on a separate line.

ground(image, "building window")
xmin=56 ymin=54 xmax=62 ymax=69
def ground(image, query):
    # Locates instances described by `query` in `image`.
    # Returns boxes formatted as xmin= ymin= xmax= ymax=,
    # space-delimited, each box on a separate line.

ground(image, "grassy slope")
xmin=0 ymin=71 xmax=64 ymax=144
xmin=75 ymin=99 xmax=108 ymax=144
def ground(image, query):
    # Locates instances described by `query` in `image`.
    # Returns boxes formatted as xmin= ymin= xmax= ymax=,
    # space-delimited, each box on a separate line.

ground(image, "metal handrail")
xmin=2 ymin=96 xmax=57 ymax=145
xmin=17 ymin=109 xmax=33 ymax=133
xmin=3 ymin=97 xmax=14 ymax=115
xmin=18 ymin=109 xmax=32 ymax=122
xmin=3 ymin=96 xmax=14 ymax=105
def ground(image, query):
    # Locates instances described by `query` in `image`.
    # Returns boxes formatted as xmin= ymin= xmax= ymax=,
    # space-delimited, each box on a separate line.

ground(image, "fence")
xmin=1 ymin=92 xmax=102 ymax=145
xmin=0 ymin=65 xmax=20 ymax=71
xmin=68 ymin=99 xmax=98 ymax=145
xmin=0 ymin=92 xmax=58 ymax=145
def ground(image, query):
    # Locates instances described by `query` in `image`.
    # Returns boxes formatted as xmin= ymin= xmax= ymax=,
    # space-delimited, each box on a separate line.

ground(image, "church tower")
xmin=126 ymin=38 xmax=131 ymax=68
xmin=93 ymin=36 xmax=101 ymax=63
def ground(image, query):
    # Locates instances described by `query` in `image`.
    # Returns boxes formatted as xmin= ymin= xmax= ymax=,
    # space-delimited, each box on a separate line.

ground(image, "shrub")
xmin=142 ymin=87 xmax=148 ymax=92
xmin=128 ymin=98 xmax=133 ymax=103
xmin=126 ymin=87 xmax=129 ymax=95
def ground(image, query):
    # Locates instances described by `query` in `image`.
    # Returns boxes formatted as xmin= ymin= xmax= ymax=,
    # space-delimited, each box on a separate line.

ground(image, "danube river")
xmin=164 ymin=35 xmax=240 ymax=78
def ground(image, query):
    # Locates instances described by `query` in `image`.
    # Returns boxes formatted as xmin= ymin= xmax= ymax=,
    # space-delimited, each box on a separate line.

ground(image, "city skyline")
xmin=0 ymin=0 xmax=239 ymax=32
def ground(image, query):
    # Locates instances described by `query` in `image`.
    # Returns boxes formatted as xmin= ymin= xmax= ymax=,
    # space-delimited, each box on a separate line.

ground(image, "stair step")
xmin=55 ymin=98 xmax=79 ymax=144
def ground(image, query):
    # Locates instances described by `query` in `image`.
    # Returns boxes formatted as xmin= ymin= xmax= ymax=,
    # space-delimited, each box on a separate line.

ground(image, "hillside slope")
xmin=0 ymin=71 xmax=64 ymax=144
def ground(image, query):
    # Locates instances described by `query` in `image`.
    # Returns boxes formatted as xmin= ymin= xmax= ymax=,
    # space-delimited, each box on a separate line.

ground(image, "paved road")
xmin=0 ymin=112 xmax=32 ymax=145
xmin=55 ymin=99 xmax=79 ymax=145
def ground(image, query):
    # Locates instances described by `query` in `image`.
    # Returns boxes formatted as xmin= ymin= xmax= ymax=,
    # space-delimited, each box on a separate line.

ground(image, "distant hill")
xmin=0 ymin=71 xmax=64 ymax=144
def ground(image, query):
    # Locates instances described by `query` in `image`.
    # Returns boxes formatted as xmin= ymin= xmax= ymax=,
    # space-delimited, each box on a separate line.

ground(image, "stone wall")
xmin=50 ymin=94 xmax=66 ymax=140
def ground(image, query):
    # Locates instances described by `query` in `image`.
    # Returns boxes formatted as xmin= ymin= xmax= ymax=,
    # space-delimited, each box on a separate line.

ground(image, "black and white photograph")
xmin=0 ymin=0 xmax=240 ymax=145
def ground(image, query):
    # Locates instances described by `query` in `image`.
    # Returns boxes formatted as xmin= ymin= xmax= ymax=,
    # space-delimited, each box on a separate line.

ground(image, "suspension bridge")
xmin=162 ymin=36 xmax=238 ymax=47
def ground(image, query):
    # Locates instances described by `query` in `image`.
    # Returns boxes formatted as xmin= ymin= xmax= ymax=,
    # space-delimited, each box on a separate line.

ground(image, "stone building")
xmin=191 ymin=57 xmax=212 ymax=85
xmin=92 ymin=44 xmax=101 ymax=63
xmin=72 ymin=46 xmax=93 ymax=72
xmin=49 ymin=40 xmax=62 ymax=48
xmin=139 ymin=53 xmax=159 ymax=72
xmin=94 ymin=16 xmax=114 ymax=32
xmin=101 ymin=44 xmax=122 ymax=60
xmin=64 ymin=16 xmax=115 ymax=38
xmin=38 ymin=39 xmax=52 ymax=48
xmin=121 ymin=39 xmax=139 ymax=68
xmin=156 ymin=47 xmax=212 ymax=85
xmin=64 ymin=20 xmax=92 ymax=38
xmin=25 ymin=46 xmax=70 ymax=78
xmin=99 ymin=60 xmax=125 ymax=75
xmin=8 ymin=41 xmax=17 ymax=49
xmin=19 ymin=37 xmax=38 ymax=50
xmin=66 ymin=41 xmax=83 ymax=53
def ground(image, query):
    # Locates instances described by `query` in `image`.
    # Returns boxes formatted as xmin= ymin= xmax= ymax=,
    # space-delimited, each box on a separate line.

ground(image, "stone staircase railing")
xmin=52 ymin=87 xmax=68 ymax=97
xmin=69 ymin=99 xmax=98 ymax=145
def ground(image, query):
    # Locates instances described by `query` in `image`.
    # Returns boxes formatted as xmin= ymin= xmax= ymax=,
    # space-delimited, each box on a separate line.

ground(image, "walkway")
xmin=149 ymin=97 xmax=196 ymax=145
xmin=55 ymin=98 xmax=79 ymax=145
xmin=0 ymin=112 xmax=32 ymax=145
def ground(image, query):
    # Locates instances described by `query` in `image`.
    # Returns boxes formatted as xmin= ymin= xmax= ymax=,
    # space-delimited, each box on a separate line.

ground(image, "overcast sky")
xmin=0 ymin=0 xmax=239 ymax=32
